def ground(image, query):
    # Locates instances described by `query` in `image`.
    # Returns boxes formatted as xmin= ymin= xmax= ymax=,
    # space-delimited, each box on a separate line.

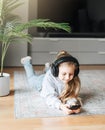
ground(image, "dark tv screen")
xmin=37 ymin=0 xmax=105 ymax=38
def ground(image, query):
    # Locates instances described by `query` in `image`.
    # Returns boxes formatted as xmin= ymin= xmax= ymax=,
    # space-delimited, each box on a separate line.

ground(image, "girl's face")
xmin=58 ymin=62 xmax=75 ymax=84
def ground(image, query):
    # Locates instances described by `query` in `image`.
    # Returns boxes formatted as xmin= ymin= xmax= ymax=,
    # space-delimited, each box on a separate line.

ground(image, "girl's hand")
xmin=60 ymin=104 xmax=74 ymax=115
xmin=72 ymin=108 xmax=81 ymax=114
xmin=60 ymin=104 xmax=81 ymax=115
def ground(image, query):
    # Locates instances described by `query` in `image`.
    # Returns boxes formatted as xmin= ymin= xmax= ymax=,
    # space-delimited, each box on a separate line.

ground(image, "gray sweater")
xmin=40 ymin=69 xmax=65 ymax=109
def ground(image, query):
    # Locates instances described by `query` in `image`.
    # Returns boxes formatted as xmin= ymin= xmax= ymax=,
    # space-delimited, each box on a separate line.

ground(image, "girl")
xmin=21 ymin=50 xmax=82 ymax=115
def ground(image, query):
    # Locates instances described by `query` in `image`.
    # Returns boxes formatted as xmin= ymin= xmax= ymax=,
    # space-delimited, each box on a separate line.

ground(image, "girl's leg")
xmin=43 ymin=62 xmax=50 ymax=73
xmin=21 ymin=56 xmax=44 ymax=91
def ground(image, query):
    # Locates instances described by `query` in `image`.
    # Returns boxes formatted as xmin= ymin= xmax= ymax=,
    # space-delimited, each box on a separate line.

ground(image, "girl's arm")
xmin=40 ymin=70 xmax=63 ymax=109
xmin=40 ymin=82 xmax=62 ymax=109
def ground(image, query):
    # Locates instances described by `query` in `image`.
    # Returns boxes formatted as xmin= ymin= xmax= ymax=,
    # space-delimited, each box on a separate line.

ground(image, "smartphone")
xmin=69 ymin=104 xmax=81 ymax=110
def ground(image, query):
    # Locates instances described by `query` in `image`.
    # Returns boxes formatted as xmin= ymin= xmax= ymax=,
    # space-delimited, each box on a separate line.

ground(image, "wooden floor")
xmin=0 ymin=65 xmax=105 ymax=130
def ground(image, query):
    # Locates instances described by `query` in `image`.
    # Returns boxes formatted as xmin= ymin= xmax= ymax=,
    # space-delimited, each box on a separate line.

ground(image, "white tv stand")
xmin=29 ymin=37 xmax=105 ymax=65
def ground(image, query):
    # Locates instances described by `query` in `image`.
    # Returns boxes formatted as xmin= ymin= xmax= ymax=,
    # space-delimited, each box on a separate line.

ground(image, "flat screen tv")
xmin=31 ymin=0 xmax=105 ymax=38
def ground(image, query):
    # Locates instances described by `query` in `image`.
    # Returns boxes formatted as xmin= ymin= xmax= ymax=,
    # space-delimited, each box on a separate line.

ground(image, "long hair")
xmin=56 ymin=50 xmax=81 ymax=103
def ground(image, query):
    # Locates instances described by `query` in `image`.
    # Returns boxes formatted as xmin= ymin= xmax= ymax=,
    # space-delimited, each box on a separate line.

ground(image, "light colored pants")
xmin=23 ymin=62 xmax=45 ymax=91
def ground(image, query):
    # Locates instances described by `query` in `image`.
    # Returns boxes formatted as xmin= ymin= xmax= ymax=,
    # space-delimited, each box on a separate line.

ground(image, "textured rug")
xmin=14 ymin=70 xmax=105 ymax=119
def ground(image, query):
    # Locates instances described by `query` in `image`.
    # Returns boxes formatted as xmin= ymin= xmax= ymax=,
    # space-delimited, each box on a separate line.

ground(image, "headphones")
xmin=51 ymin=56 xmax=80 ymax=77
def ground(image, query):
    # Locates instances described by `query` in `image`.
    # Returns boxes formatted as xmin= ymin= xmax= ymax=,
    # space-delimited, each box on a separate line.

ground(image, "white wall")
xmin=14 ymin=0 xmax=29 ymax=22
xmin=28 ymin=0 xmax=38 ymax=36
xmin=4 ymin=0 xmax=29 ymax=66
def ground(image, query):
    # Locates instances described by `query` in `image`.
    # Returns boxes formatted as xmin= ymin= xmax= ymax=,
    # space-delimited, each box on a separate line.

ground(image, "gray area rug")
xmin=14 ymin=70 xmax=105 ymax=119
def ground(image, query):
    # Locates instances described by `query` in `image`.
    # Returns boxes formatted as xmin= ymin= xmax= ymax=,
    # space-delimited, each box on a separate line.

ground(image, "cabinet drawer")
xmin=78 ymin=39 xmax=105 ymax=52
xmin=31 ymin=52 xmax=79 ymax=65
xmin=78 ymin=52 xmax=105 ymax=64
xmin=30 ymin=38 xmax=105 ymax=52
xmin=31 ymin=52 xmax=54 ymax=64
xmin=31 ymin=52 xmax=105 ymax=65
xmin=30 ymin=38 xmax=79 ymax=52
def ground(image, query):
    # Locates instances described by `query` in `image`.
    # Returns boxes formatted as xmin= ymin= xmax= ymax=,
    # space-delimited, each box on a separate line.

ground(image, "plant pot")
xmin=0 ymin=73 xmax=10 ymax=96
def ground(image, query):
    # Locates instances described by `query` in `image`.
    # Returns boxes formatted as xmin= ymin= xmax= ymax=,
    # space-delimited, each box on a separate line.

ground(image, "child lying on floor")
xmin=21 ymin=50 xmax=82 ymax=115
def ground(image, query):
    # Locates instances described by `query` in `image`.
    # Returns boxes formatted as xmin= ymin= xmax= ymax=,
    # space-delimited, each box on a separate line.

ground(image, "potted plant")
xmin=0 ymin=0 xmax=70 ymax=96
